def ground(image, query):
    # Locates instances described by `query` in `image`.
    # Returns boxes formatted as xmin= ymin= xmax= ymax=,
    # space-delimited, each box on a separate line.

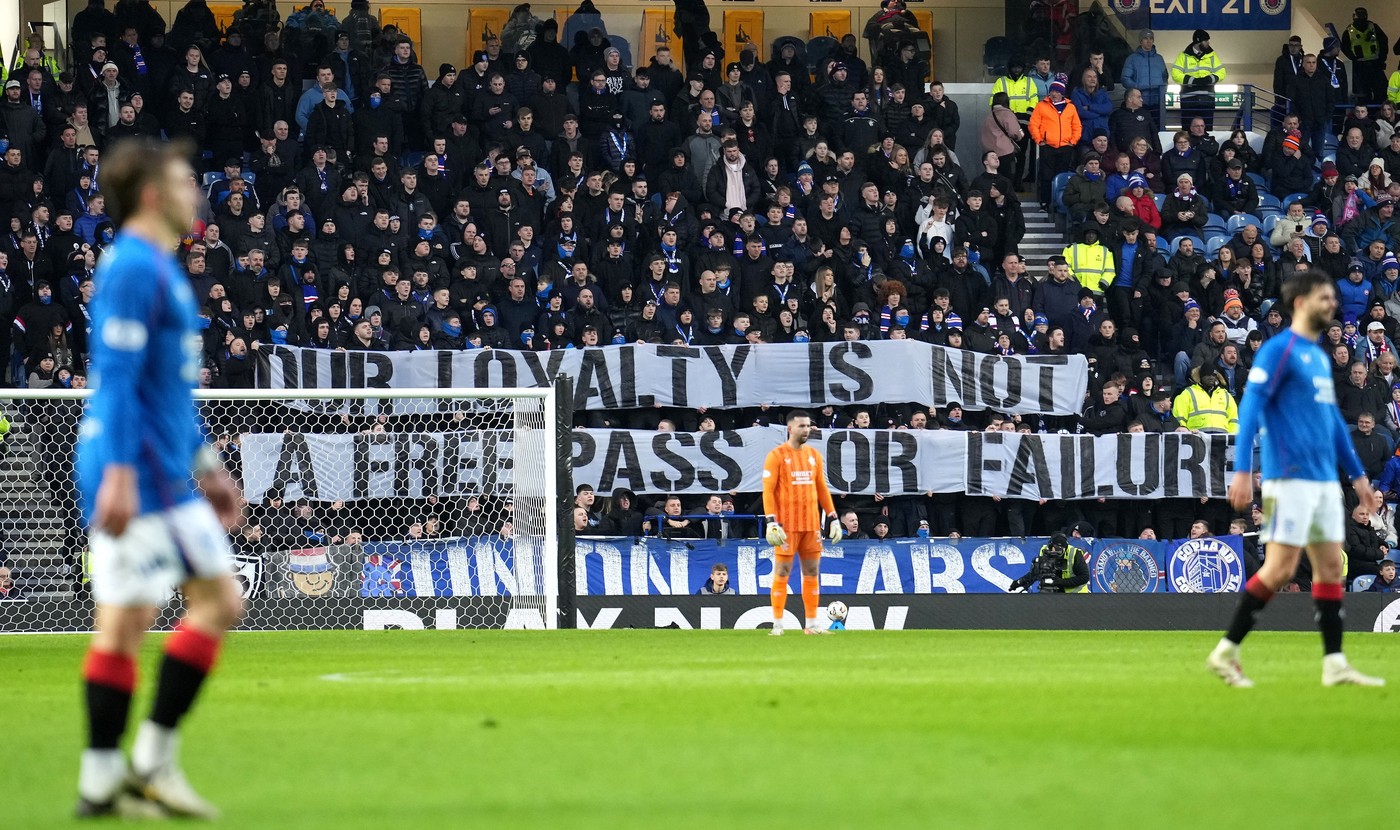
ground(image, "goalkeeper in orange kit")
xmin=762 ymin=410 xmax=842 ymax=635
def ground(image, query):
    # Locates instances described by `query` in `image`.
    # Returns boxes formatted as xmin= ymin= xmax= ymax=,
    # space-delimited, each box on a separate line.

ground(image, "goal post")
xmin=0 ymin=382 xmax=571 ymax=633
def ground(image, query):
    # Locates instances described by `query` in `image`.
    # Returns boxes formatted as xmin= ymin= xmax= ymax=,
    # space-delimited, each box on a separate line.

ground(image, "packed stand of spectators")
xmin=7 ymin=1 xmax=1400 ymax=566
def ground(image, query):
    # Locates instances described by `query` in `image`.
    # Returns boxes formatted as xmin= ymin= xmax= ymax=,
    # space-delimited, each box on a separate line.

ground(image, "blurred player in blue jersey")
xmin=74 ymin=139 xmax=244 ymax=819
xmin=1208 ymin=270 xmax=1384 ymax=689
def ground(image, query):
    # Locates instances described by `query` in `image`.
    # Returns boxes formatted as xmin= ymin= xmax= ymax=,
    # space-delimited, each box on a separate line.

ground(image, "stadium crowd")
xmin=4 ymin=0 xmax=1400 ymax=566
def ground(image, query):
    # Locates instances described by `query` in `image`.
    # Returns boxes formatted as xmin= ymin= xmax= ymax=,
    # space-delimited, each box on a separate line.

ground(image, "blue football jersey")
xmin=77 ymin=233 xmax=205 ymax=520
xmin=1233 ymin=330 xmax=1365 ymax=483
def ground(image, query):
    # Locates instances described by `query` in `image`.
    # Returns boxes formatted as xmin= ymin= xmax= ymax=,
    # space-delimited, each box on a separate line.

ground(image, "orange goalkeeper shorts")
xmin=776 ymin=530 xmax=823 ymax=560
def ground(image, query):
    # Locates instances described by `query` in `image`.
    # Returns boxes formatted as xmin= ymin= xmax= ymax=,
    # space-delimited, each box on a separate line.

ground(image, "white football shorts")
xmin=1258 ymin=479 xmax=1344 ymax=548
xmin=90 ymin=498 xmax=234 ymax=607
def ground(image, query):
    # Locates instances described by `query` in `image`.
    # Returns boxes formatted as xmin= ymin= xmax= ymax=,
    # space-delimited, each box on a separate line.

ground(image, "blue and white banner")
xmin=358 ymin=537 xmax=546 ymax=597
xmin=574 ymin=535 xmax=1246 ymax=596
xmin=1148 ymin=0 xmax=1290 ymax=31
xmin=320 ymin=534 xmax=1245 ymax=597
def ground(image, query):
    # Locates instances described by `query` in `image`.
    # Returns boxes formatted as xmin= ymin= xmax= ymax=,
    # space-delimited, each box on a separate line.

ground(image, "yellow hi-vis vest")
xmin=1171 ymin=49 xmax=1226 ymax=87
xmin=1060 ymin=545 xmax=1089 ymax=593
xmin=1171 ymin=385 xmax=1239 ymax=433
xmin=7 ymin=52 xmax=61 ymax=79
xmin=1347 ymin=23 xmax=1381 ymax=62
xmin=990 ymin=75 xmax=1038 ymax=115
xmin=1062 ymin=241 xmax=1115 ymax=294
xmin=1388 ymin=70 xmax=1400 ymax=105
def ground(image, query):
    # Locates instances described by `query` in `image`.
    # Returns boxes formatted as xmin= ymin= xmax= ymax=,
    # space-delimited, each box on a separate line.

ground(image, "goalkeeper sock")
xmin=1312 ymin=582 xmax=1344 ymax=656
xmin=149 ymin=623 xmax=222 ymax=731
xmin=802 ymin=573 xmax=820 ymax=628
xmin=771 ymin=574 xmax=790 ymax=626
xmin=83 ymin=649 xmax=135 ymax=750
xmin=1224 ymin=575 xmax=1275 ymax=645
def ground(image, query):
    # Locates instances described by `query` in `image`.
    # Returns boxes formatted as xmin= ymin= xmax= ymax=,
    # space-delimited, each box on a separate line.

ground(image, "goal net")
xmin=0 ymin=387 xmax=569 ymax=633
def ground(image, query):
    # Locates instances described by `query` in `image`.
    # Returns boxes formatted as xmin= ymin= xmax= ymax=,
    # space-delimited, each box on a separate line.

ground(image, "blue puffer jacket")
xmin=1071 ymin=86 xmax=1113 ymax=142
xmin=1121 ymin=46 xmax=1169 ymax=96
xmin=1336 ymin=274 xmax=1373 ymax=323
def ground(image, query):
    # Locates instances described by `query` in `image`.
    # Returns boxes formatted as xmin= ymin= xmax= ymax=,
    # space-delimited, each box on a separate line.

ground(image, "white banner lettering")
xmin=240 ymin=427 xmax=1231 ymax=501
xmin=254 ymin=342 xmax=1089 ymax=415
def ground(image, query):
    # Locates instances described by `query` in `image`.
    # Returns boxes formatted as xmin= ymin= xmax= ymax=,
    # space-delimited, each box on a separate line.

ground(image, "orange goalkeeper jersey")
xmin=762 ymin=442 xmax=836 ymax=532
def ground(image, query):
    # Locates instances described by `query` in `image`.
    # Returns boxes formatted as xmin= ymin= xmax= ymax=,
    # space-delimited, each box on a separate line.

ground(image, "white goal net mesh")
xmin=0 ymin=389 xmax=561 ymax=632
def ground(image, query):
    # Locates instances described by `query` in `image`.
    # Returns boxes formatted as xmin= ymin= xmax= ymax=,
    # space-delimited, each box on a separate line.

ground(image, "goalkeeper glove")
xmin=825 ymin=512 xmax=843 ymax=543
xmin=765 ymin=518 xmax=788 ymax=548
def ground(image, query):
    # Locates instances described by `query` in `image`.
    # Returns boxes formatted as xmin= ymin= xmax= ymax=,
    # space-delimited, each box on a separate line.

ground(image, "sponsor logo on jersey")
xmin=1167 ymin=537 xmax=1243 ymax=593
xmin=1092 ymin=542 xmax=1160 ymax=593
xmin=102 ymin=318 xmax=149 ymax=351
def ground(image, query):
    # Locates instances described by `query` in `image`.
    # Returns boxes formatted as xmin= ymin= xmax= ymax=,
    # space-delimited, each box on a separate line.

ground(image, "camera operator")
xmin=1009 ymin=532 xmax=1090 ymax=593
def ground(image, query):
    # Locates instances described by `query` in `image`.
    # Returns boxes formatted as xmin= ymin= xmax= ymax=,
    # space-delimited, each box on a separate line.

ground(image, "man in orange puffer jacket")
xmin=1029 ymin=76 xmax=1081 ymax=211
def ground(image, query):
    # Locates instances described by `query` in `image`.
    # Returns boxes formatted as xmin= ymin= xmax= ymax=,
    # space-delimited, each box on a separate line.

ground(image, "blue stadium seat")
xmin=1261 ymin=214 xmax=1281 ymax=237
xmin=1282 ymin=192 xmax=1309 ymax=209
xmin=1205 ymin=234 xmax=1229 ymax=257
xmin=1376 ymin=424 xmax=1397 ymax=454
xmin=1247 ymin=172 xmax=1269 ymax=191
xmin=1202 ymin=213 xmax=1227 ymax=236
xmin=1153 ymin=193 xmax=1166 ymax=212
xmin=608 ymin=36 xmax=633 ymax=70
xmin=201 ymin=172 xmax=223 ymax=189
xmin=1226 ymin=214 xmax=1263 ymax=235
xmin=1051 ymin=171 xmax=1072 ymax=210
xmin=1257 ymin=192 xmax=1281 ymax=212
xmin=1352 ymin=574 xmax=1375 ymax=592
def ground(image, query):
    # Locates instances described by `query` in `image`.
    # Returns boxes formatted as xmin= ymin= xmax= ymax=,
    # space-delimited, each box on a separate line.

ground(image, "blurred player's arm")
xmin=194 ymin=445 xmax=242 ymax=530
xmin=1229 ymin=347 xmax=1284 ymax=508
xmin=761 ymin=450 xmax=787 ymax=547
xmin=1330 ymin=401 xmax=1374 ymax=503
xmin=90 ymin=275 xmax=151 ymax=536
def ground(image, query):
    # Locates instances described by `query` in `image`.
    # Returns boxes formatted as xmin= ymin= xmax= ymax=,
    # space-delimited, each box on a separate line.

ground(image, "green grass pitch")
xmin=3 ymin=630 xmax=1396 ymax=828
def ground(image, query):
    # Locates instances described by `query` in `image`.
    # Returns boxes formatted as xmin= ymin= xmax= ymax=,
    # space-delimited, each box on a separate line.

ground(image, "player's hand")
xmin=765 ymin=519 xmax=787 ymax=548
xmin=93 ymin=464 xmax=138 ymax=536
xmin=199 ymin=468 xmax=244 ymax=530
xmin=825 ymin=512 xmax=842 ymax=543
xmin=1227 ymin=470 xmax=1253 ymax=512
xmin=1353 ymin=477 xmax=1377 ymax=511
